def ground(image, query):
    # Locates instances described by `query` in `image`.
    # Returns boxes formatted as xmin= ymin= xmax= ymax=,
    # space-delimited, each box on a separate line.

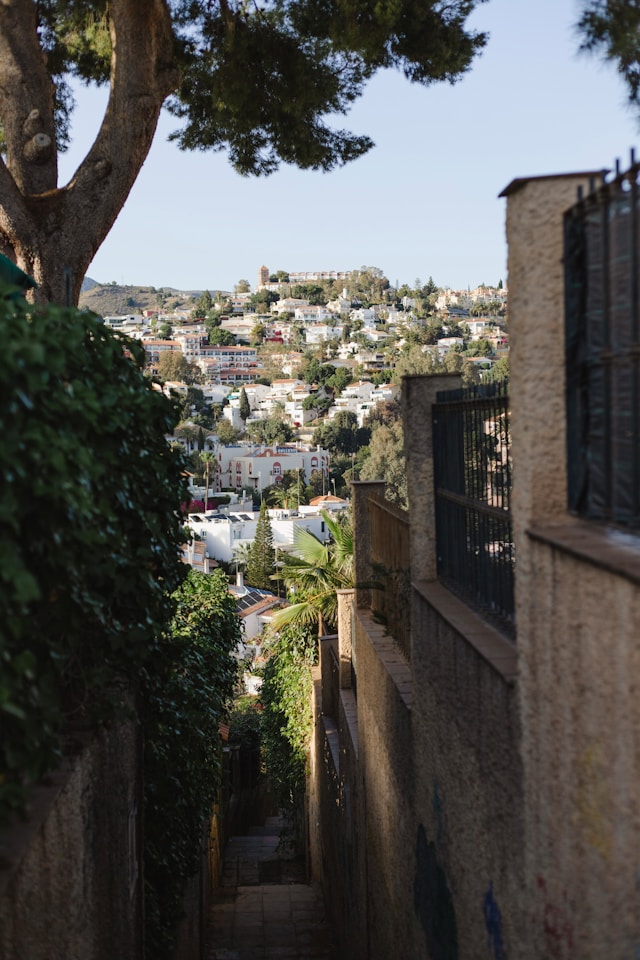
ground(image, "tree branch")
xmin=57 ymin=0 xmax=179 ymax=278
xmin=0 ymin=1 xmax=57 ymax=195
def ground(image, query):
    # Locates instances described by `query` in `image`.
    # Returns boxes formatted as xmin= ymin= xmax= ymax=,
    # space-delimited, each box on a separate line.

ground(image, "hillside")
xmin=78 ymin=281 xmax=198 ymax=317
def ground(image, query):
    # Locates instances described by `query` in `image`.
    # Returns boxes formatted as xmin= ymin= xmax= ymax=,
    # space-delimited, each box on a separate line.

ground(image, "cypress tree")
xmin=239 ymin=387 xmax=251 ymax=423
xmin=246 ymin=501 xmax=275 ymax=590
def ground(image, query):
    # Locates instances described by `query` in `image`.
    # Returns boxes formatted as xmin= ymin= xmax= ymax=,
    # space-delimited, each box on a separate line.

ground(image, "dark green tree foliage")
xmin=208 ymin=327 xmax=236 ymax=346
xmin=259 ymin=622 xmax=316 ymax=818
xmin=247 ymin=416 xmax=294 ymax=445
xmin=191 ymin=289 xmax=214 ymax=318
xmin=246 ymin=501 xmax=276 ymax=590
xmin=143 ymin=569 xmax=240 ymax=959
xmin=360 ymin=421 xmax=408 ymax=508
xmin=0 ymin=290 xmax=188 ymax=821
xmin=313 ymin=410 xmax=371 ymax=455
xmin=239 ymin=386 xmax=251 ymax=422
xmin=578 ymin=1 xmax=640 ymax=106
xmin=250 ymin=289 xmax=279 ymax=310
xmin=483 ymin=355 xmax=510 ymax=385
xmin=38 ymin=0 xmax=486 ymax=175
xmin=291 ymin=283 xmax=328 ymax=304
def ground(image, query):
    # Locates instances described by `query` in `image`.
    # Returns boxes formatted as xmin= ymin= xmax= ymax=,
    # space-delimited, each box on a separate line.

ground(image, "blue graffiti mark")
xmin=483 ymin=881 xmax=507 ymax=960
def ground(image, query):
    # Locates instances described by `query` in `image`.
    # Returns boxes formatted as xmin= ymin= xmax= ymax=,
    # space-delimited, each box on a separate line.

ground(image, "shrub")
xmin=0 ymin=290 xmax=188 ymax=822
xmin=259 ymin=623 xmax=316 ymax=826
xmin=142 ymin=569 xmax=240 ymax=958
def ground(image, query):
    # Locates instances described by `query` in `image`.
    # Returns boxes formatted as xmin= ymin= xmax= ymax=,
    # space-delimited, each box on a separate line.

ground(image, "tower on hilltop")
xmin=258 ymin=265 xmax=269 ymax=288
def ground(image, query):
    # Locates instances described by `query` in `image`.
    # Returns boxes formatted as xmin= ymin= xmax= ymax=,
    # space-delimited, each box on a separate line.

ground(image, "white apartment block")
xmin=213 ymin=443 xmax=329 ymax=494
xmin=341 ymin=380 xmax=376 ymax=401
xmin=288 ymin=270 xmax=351 ymax=283
xmin=142 ymin=339 xmax=182 ymax=364
xmin=349 ymin=307 xmax=378 ymax=328
xmin=219 ymin=316 xmax=257 ymax=338
xmin=185 ymin=508 xmax=332 ymax=564
xmin=268 ymin=378 xmax=306 ymax=400
xmin=293 ymin=305 xmax=335 ymax=324
xmin=304 ymin=324 xmax=344 ymax=344
xmin=436 ymin=337 xmax=465 ymax=355
xmin=271 ymin=298 xmax=310 ymax=315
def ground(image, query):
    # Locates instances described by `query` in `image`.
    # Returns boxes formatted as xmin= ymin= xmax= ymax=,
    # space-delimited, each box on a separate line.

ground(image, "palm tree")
xmin=230 ymin=542 xmax=252 ymax=574
xmin=200 ymin=451 xmax=217 ymax=510
xmin=270 ymin=510 xmax=353 ymax=635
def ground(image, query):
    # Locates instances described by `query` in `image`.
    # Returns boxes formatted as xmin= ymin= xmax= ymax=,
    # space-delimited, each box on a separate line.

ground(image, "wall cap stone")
xmin=499 ymin=169 xmax=608 ymax=198
xmin=413 ymin=579 xmax=518 ymax=682
xmin=528 ymin=520 xmax=640 ymax=585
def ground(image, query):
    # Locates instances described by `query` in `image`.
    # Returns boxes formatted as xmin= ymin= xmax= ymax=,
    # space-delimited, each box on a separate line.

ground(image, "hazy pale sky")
xmin=60 ymin=0 xmax=639 ymax=293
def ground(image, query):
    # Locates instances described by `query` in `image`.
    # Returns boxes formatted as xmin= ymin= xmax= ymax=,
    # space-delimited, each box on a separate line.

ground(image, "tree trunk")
xmin=0 ymin=0 xmax=178 ymax=305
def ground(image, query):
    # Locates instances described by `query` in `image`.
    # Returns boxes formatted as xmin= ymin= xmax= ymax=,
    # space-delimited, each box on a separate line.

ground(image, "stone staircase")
xmin=207 ymin=816 xmax=338 ymax=959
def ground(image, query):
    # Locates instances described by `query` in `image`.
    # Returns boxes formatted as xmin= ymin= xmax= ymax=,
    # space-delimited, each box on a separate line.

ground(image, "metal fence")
xmin=369 ymin=496 xmax=411 ymax=661
xmin=564 ymin=156 xmax=640 ymax=528
xmin=432 ymin=382 xmax=514 ymax=638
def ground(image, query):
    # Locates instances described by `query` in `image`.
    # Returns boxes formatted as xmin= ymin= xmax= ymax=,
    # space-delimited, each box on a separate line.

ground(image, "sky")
xmin=59 ymin=0 xmax=640 ymax=294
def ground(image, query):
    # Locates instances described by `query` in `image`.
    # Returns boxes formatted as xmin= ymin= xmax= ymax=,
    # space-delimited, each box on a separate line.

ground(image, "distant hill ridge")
xmin=78 ymin=280 xmax=211 ymax=317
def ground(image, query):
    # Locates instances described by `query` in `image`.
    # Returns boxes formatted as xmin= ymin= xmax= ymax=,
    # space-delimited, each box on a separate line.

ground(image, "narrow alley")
xmin=206 ymin=815 xmax=339 ymax=960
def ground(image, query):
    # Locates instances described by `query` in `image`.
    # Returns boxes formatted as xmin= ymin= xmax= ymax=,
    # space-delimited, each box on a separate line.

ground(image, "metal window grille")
xmin=432 ymin=382 xmax=514 ymax=638
xmin=564 ymin=156 xmax=640 ymax=528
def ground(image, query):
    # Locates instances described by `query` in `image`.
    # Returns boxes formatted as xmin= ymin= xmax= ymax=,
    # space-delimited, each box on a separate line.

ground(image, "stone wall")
xmin=504 ymin=172 xmax=640 ymax=958
xmin=311 ymin=584 xmax=522 ymax=960
xmin=311 ymin=168 xmax=640 ymax=960
xmin=0 ymin=713 xmax=143 ymax=960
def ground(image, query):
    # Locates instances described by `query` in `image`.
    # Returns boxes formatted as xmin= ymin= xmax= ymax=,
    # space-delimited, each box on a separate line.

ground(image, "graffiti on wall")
xmin=414 ymin=824 xmax=458 ymax=960
xmin=537 ymin=875 xmax=574 ymax=959
xmin=573 ymin=742 xmax=612 ymax=860
xmin=483 ymin=881 xmax=507 ymax=960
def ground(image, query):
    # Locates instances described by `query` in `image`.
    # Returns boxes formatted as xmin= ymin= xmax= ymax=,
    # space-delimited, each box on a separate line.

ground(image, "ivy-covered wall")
xmin=0 ymin=291 xmax=187 ymax=822
xmin=0 ymin=289 xmax=241 ymax=957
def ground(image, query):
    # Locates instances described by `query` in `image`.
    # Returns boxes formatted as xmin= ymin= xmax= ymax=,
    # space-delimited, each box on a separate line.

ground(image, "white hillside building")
xmin=185 ymin=508 xmax=331 ymax=563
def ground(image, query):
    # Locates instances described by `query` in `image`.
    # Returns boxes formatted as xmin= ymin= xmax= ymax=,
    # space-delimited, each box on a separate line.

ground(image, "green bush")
xmin=142 ymin=569 xmax=240 ymax=959
xmin=0 ymin=291 xmax=188 ymax=822
xmin=259 ymin=623 xmax=316 ymax=820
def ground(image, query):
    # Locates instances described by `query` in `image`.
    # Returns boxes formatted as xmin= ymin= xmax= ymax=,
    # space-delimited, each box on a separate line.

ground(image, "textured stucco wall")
xmin=519 ymin=537 xmax=640 ymax=958
xmin=506 ymin=172 xmax=640 ymax=958
xmin=0 ymin=715 xmax=142 ymax=960
xmin=505 ymin=174 xmax=594 ymax=547
xmin=312 ymin=595 xmax=522 ymax=960
xmin=410 ymin=592 xmax=523 ymax=959
xmin=353 ymin=610 xmax=416 ymax=960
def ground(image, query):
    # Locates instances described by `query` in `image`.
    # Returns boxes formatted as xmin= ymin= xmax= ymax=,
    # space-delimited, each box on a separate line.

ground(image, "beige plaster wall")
xmin=504 ymin=173 xmax=595 ymax=544
xmin=410 ymin=590 xmax=524 ymax=959
xmin=0 ymin=716 xmax=142 ymax=960
xmin=519 ymin=538 xmax=640 ymax=958
xmin=312 ymin=592 xmax=523 ymax=960
xmin=506 ymin=171 xmax=640 ymax=957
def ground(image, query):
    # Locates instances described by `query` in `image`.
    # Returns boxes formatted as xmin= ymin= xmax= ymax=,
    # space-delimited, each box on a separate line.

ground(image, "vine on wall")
xmin=0 ymin=291 xmax=188 ymax=822
xmin=259 ymin=623 xmax=316 ymax=834
xmin=143 ymin=569 xmax=240 ymax=958
xmin=0 ymin=289 xmax=241 ymax=956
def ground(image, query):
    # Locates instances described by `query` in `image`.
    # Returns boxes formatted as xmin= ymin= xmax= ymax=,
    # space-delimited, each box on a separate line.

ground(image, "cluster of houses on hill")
xmin=102 ymin=274 xmax=507 ymax=384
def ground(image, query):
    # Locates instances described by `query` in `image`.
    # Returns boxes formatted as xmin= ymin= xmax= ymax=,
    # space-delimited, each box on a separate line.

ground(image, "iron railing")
xmin=432 ymin=382 xmax=514 ymax=638
xmin=369 ymin=496 xmax=411 ymax=661
xmin=564 ymin=155 xmax=640 ymax=528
